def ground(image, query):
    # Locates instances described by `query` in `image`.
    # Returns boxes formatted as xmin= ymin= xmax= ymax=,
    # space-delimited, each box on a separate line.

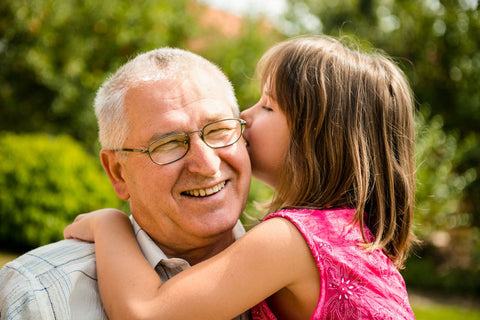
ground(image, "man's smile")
xmin=182 ymin=181 xmax=226 ymax=197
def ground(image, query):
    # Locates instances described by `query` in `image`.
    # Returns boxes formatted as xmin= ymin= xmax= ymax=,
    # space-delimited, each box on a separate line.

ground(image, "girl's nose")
xmin=240 ymin=107 xmax=252 ymax=126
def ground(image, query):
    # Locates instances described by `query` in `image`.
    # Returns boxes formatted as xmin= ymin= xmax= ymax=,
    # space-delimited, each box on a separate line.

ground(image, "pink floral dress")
xmin=250 ymin=208 xmax=415 ymax=320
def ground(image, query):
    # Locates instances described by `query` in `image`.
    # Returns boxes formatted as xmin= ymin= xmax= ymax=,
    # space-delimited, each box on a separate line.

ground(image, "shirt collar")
xmin=130 ymin=216 xmax=246 ymax=268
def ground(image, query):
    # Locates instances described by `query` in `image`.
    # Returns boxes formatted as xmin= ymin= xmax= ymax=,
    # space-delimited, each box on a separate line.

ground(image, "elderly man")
xmin=0 ymin=48 xmax=252 ymax=319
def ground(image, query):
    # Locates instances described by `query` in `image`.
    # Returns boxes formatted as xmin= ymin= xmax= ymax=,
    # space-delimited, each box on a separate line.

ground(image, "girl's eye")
xmin=262 ymin=105 xmax=273 ymax=111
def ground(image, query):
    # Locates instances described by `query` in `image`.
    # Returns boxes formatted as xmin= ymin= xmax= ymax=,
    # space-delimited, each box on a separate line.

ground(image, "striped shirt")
xmin=0 ymin=217 xmax=249 ymax=320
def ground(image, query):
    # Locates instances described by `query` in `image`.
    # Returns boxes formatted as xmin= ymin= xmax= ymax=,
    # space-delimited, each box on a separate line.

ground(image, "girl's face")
xmin=240 ymin=86 xmax=290 ymax=189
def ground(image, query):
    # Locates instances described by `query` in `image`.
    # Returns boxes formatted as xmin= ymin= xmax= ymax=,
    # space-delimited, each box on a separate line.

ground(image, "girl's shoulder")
xmin=264 ymin=207 xmax=357 ymax=223
xmin=264 ymin=208 xmax=364 ymax=240
xmin=263 ymin=208 xmax=381 ymax=271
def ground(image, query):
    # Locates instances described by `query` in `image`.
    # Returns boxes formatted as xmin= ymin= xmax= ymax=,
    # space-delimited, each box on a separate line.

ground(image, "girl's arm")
xmin=64 ymin=209 xmax=162 ymax=316
xmin=64 ymin=209 xmax=316 ymax=320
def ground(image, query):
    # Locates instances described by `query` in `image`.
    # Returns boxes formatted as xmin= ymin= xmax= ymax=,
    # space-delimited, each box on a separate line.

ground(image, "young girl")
xmin=64 ymin=36 xmax=417 ymax=319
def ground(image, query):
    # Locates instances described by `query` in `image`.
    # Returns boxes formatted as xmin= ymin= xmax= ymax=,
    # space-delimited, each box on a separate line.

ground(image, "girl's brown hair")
xmin=259 ymin=36 xmax=417 ymax=268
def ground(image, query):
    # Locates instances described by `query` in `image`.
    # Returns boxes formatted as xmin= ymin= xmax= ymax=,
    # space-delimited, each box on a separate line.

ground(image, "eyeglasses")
xmin=114 ymin=118 xmax=246 ymax=165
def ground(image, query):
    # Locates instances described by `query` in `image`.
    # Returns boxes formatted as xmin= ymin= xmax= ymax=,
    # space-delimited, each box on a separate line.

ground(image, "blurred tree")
xmin=0 ymin=0 xmax=281 ymax=148
xmin=415 ymin=110 xmax=477 ymax=237
xmin=0 ymin=0 xmax=197 ymax=148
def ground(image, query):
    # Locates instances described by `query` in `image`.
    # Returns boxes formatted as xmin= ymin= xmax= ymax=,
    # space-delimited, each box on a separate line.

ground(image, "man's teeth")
xmin=184 ymin=181 xmax=226 ymax=197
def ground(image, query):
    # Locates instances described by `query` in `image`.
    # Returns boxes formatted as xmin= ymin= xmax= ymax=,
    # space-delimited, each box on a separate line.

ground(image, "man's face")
xmin=116 ymin=70 xmax=251 ymax=254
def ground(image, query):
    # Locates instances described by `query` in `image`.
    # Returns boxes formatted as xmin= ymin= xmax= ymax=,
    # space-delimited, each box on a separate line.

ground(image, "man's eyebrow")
xmin=145 ymin=113 xmax=234 ymax=143
xmin=145 ymin=128 xmax=184 ymax=145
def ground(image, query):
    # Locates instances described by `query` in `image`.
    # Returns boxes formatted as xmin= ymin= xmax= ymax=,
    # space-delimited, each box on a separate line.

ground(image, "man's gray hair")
xmin=94 ymin=48 xmax=239 ymax=150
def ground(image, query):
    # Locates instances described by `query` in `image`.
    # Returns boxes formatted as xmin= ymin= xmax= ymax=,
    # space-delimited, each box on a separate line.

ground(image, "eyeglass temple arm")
xmin=115 ymin=148 xmax=149 ymax=153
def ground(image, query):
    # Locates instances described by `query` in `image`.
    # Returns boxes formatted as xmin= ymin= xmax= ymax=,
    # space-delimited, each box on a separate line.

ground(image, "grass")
xmin=1 ymin=251 xmax=479 ymax=318
xmin=409 ymin=289 xmax=480 ymax=319
xmin=413 ymin=305 xmax=480 ymax=319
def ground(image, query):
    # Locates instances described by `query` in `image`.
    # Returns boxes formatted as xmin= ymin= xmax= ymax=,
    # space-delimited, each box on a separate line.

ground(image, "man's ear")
xmin=100 ymin=150 xmax=130 ymax=200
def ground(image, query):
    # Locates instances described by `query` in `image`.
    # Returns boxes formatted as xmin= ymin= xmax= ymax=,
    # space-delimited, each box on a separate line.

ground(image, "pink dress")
xmin=250 ymin=208 xmax=415 ymax=320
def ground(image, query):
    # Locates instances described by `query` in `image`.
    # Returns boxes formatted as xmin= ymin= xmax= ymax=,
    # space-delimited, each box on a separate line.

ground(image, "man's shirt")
xmin=0 ymin=217 xmax=249 ymax=320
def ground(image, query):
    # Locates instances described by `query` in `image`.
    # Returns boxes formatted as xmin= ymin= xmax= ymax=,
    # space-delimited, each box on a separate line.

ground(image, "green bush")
xmin=402 ymin=110 xmax=479 ymax=294
xmin=0 ymin=132 xmax=123 ymax=249
xmin=241 ymin=178 xmax=274 ymax=230
xmin=415 ymin=110 xmax=477 ymax=237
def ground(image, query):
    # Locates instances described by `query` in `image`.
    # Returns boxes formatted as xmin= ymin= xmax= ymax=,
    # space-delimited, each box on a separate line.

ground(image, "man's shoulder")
xmin=1 ymin=239 xmax=96 ymax=277
xmin=0 ymin=240 xmax=102 ymax=319
xmin=0 ymin=239 xmax=97 ymax=288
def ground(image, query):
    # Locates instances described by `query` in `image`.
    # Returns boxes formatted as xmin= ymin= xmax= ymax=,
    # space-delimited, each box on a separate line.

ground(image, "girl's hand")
xmin=63 ymin=208 xmax=128 ymax=242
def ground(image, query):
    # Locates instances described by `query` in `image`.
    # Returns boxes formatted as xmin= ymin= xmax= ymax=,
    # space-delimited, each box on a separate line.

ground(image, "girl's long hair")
xmin=259 ymin=36 xmax=417 ymax=268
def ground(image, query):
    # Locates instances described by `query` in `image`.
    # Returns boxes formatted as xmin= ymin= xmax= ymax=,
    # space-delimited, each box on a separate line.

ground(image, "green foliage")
xmin=402 ymin=249 xmax=480 ymax=296
xmin=404 ymin=111 xmax=479 ymax=294
xmin=0 ymin=132 xmax=123 ymax=249
xmin=415 ymin=110 xmax=477 ymax=236
xmin=0 ymin=0 xmax=197 ymax=147
xmin=241 ymin=178 xmax=274 ymax=229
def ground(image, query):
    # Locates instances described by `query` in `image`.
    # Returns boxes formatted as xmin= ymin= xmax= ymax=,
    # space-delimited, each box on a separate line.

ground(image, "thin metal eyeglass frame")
xmin=113 ymin=118 xmax=246 ymax=165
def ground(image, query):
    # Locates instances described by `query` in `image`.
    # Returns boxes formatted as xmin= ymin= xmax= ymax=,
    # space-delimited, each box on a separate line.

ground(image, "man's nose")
xmin=184 ymin=134 xmax=220 ymax=175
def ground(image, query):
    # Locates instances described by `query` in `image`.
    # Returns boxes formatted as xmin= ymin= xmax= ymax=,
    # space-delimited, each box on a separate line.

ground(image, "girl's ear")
xmin=100 ymin=150 xmax=130 ymax=201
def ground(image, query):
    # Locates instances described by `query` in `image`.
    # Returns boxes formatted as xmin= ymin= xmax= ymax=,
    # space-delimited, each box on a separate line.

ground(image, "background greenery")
xmin=0 ymin=133 xmax=123 ymax=249
xmin=1 ymin=0 xmax=479 ymax=303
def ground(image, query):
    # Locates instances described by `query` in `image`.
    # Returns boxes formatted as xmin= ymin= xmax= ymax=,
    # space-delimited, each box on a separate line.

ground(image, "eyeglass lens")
xmin=148 ymin=119 xmax=243 ymax=165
